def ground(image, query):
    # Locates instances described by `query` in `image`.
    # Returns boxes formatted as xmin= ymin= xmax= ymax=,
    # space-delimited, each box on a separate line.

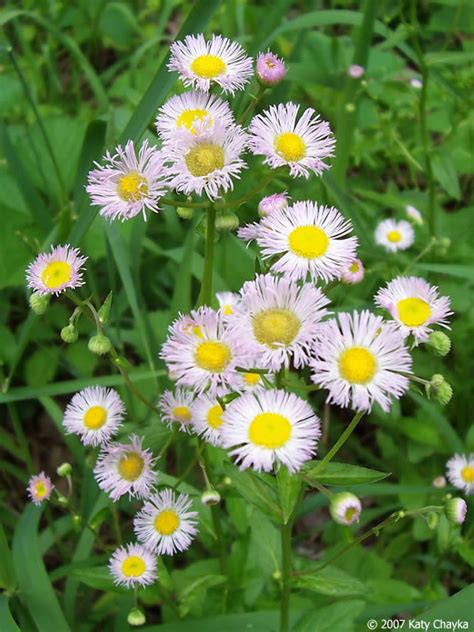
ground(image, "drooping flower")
xmin=94 ymin=435 xmax=157 ymax=501
xmin=168 ymin=34 xmax=253 ymax=95
xmin=341 ymin=258 xmax=365 ymax=285
xmin=445 ymin=497 xmax=467 ymax=525
xmin=221 ymin=389 xmax=320 ymax=473
xmin=63 ymin=386 xmax=125 ymax=447
xmin=329 ymin=492 xmax=362 ymax=525
xmin=87 ymin=140 xmax=167 ymax=221
xmin=405 ymin=205 xmax=423 ymax=225
xmin=410 ymin=78 xmax=422 ymax=89
xmin=109 ymin=543 xmax=157 ymax=588
xmin=26 ymin=245 xmax=87 ymax=296
xmin=231 ymin=274 xmax=330 ymax=370
xmin=159 ymin=388 xmax=195 ymax=433
xmin=258 ymin=192 xmax=289 ymax=217
xmin=249 ymin=102 xmax=335 ymax=177
xmin=192 ymin=393 xmax=226 ymax=446
xmin=374 ymin=276 xmax=452 ymax=344
xmin=156 ymin=90 xmax=234 ymax=140
xmin=310 ymin=310 xmax=412 ymax=412
xmin=348 ymin=64 xmax=365 ymax=78
xmin=446 ymin=454 xmax=474 ymax=495
xmin=375 ymin=219 xmax=414 ymax=253
xmin=134 ymin=489 xmax=198 ymax=555
xmin=27 ymin=472 xmax=53 ymax=506
xmin=256 ymin=201 xmax=358 ymax=283
xmin=256 ymin=50 xmax=287 ymax=86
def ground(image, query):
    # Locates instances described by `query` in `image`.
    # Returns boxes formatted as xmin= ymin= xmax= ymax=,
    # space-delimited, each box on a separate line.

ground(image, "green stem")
xmin=215 ymin=170 xmax=278 ymax=209
xmin=280 ymin=519 xmax=293 ymax=632
xmin=198 ymin=205 xmax=216 ymax=306
xmin=403 ymin=237 xmax=436 ymax=274
xmin=162 ymin=197 xmax=210 ymax=209
xmin=238 ymin=84 xmax=266 ymax=124
xmin=315 ymin=411 xmax=365 ymax=473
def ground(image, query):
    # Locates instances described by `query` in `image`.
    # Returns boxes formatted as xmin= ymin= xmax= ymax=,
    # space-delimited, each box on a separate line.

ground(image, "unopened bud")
xmin=72 ymin=514 xmax=82 ymax=531
xmin=29 ymin=292 xmax=50 ymax=315
xmin=60 ymin=324 xmax=78 ymax=344
xmin=176 ymin=206 xmax=195 ymax=220
xmin=435 ymin=237 xmax=451 ymax=256
xmin=256 ymin=50 xmax=287 ymax=87
xmin=201 ymin=489 xmax=221 ymax=506
xmin=222 ymin=476 xmax=232 ymax=487
xmin=215 ymin=211 xmax=239 ymax=232
xmin=428 ymin=374 xmax=453 ymax=406
xmin=329 ymin=492 xmax=362 ymax=525
xmin=127 ymin=607 xmax=146 ymax=627
xmin=426 ymin=331 xmax=451 ymax=357
xmin=98 ymin=292 xmax=113 ymax=325
xmin=345 ymin=102 xmax=356 ymax=112
xmin=88 ymin=334 xmax=111 ymax=355
xmin=57 ymin=494 xmax=69 ymax=507
xmin=57 ymin=462 xmax=72 ymax=477
xmin=432 ymin=476 xmax=446 ymax=488
xmin=272 ymin=570 xmax=282 ymax=581
xmin=445 ymin=497 xmax=467 ymax=525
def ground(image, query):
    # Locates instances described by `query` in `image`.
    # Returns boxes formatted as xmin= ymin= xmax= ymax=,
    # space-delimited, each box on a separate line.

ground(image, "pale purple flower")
xmin=406 ymin=205 xmax=423 ymax=225
xmin=258 ymin=192 xmax=289 ymax=217
xmin=256 ymin=50 xmax=287 ymax=86
xmin=26 ymin=244 xmax=87 ymax=296
xmin=27 ymin=472 xmax=53 ymax=506
xmin=159 ymin=388 xmax=195 ymax=433
xmin=341 ymin=258 xmax=365 ymax=285
xmin=348 ymin=64 xmax=365 ymax=79
xmin=109 ymin=543 xmax=157 ymax=588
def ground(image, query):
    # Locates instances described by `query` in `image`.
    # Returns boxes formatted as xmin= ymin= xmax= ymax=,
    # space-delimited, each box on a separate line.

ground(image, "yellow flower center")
xmin=172 ymin=406 xmax=191 ymax=423
xmin=345 ymin=507 xmax=357 ymax=522
xmin=176 ymin=108 xmax=211 ymax=133
xmin=122 ymin=556 xmax=146 ymax=578
xmin=274 ymin=132 xmax=306 ymax=162
xmin=223 ymin=304 xmax=233 ymax=315
xmin=154 ymin=509 xmax=180 ymax=535
xmin=349 ymin=262 xmax=359 ymax=273
xmin=248 ymin=412 xmax=291 ymax=449
xmin=83 ymin=405 xmax=107 ymax=430
xmin=41 ymin=261 xmax=73 ymax=289
xmin=288 ymin=225 xmax=329 ymax=259
xmin=195 ymin=341 xmax=231 ymax=372
xmin=397 ymin=298 xmax=431 ymax=327
xmin=185 ymin=143 xmax=225 ymax=177
xmin=387 ymin=230 xmax=401 ymax=243
xmin=191 ymin=54 xmax=226 ymax=78
xmin=34 ymin=482 xmax=48 ymax=498
xmin=117 ymin=171 xmax=148 ymax=202
xmin=253 ymin=308 xmax=301 ymax=349
xmin=207 ymin=404 xmax=224 ymax=429
xmin=118 ymin=451 xmax=144 ymax=482
xmin=243 ymin=372 xmax=261 ymax=386
xmin=339 ymin=346 xmax=377 ymax=384
xmin=461 ymin=466 xmax=474 ymax=483
xmin=183 ymin=324 xmax=204 ymax=338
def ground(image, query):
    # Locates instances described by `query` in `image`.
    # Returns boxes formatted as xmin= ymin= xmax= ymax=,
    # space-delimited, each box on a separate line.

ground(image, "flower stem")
xmin=280 ymin=518 xmax=293 ymax=632
xmin=162 ymin=197 xmax=210 ymax=209
xmin=197 ymin=205 xmax=216 ymax=306
xmin=215 ymin=170 xmax=279 ymax=210
xmin=315 ymin=410 xmax=365 ymax=473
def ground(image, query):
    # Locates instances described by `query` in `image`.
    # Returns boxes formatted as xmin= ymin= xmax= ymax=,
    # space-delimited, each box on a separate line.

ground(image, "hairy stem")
xmin=280 ymin=518 xmax=293 ymax=632
xmin=197 ymin=205 xmax=216 ymax=306
xmin=315 ymin=410 xmax=365 ymax=472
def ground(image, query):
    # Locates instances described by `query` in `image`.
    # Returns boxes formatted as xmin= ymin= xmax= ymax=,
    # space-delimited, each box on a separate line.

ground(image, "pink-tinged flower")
xmin=109 ymin=543 xmax=157 ymax=588
xmin=156 ymin=90 xmax=234 ymax=141
xmin=221 ymin=389 xmax=320 ymax=474
xmin=231 ymin=274 xmax=330 ymax=371
xmin=192 ymin=393 xmax=226 ymax=446
xmin=160 ymin=306 xmax=249 ymax=395
xmin=342 ymin=258 xmax=365 ymax=284
xmin=216 ymin=291 xmax=240 ymax=317
xmin=63 ymin=386 xmax=125 ymax=447
xmin=27 ymin=472 xmax=53 ymax=506
xmin=256 ymin=201 xmax=358 ymax=283
xmin=237 ymin=221 xmax=261 ymax=243
xmin=162 ymin=119 xmax=248 ymax=200
xmin=330 ymin=492 xmax=362 ymax=525
xmin=410 ymin=78 xmax=422 ymax=89
xmin=348 ymin=64 xmax=365 ymax=78
xmin=375 ymin=219 xmax=414 ymax=253
xmin=258 ymin=192 xmax=289 ymax=217
xmin=374 ymin=276 xmax=452 ymax=344
xmin=249 ymin=102 xmax=335 ymax=178
xmin=134 ymin=489 xmax=198 ymax=555
xmin=256 ymin=50 xmax=287 ymax=86
xmin=446 ymin=454 xmax=474 ymax=495
xmin=26 ymin=244 xmax=87 ymax=296
xmin=94 ymin=435 xmax=157 ymax=502
xmin=87 ymin=140 xmax=167 ymax=221
xmin=310 ymin=310 xmax=412 ymax=413
xmin=445 ymin=497 xmax=467 ymax=525
xmin=159 ymin=388 xmax=195 ymax=433
xmin=405 ymin=205 xmax=423 ymax=225
xmin=168 ymin=34 xmax=253 ymax=95
xmin=432 ymin=476 xmax=446 ymax=488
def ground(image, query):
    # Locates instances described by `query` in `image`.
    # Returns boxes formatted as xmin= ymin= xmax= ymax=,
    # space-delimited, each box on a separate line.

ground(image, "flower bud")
xmin=435 ymin=237 xmax=451 ymax=256
xmin=445 ymin=497 xmax=467 ymax=525
xmin=272 ymin=570 xmax=282 ymax=582
xmin=341 ymin=258 xmax=364 ymax=285
xmin=222 ymin=476 xmax=232 ymax=487
xmin=88 ymin=334 xmax=111 ymax=355
xmin=57 ymin=462 xmax=72 ymax=477
xmin=176 ymin=206 xmax=195 ymax=220
xmin=329 ymin=492 xmax=361 ymax=525
xmin=345 ymin=102 xmax=356 ymax=113
xmin=201 ymin=489 xmax=221 ymax=506
xmin=98 ymin=291 xmax=113 ymax=325
xmin=215 ymin=211 xmax=239 ymax=232
xmin=348 ymin=64 xmax=365 ymax=79
xmin=405 ymin=205 xmax=423 ymax=225
xmin=428 ymin=374 xmax=453 ymax=406
xmin=60 ymin=324 xmax=78 ymax=344
xmin=432 ymin=476 xmax=446 ymax=489
xmin=29 ymin=292 xmax=50 ymax=315
xmin=256 ymin=50 xmax=287 ymax=87
xmin=258 ymin=192 xmax=289 ymax=218
xmin=57 ymin=494 xmax=69 ymax=507
xmin=426 ymin=331 xmax=451 ymax=357
xmin=127 ymin=607 xmax=146 ymax=627
xmin=72 ymin=514 xmax=82 ymax=531
xmin=426 ymin=511 xmax=439 ymax=530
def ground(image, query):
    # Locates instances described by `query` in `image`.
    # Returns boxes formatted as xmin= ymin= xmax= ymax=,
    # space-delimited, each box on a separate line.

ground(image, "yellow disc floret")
xmin=461 ymin=466 xmax=474 ymax=483
xmin=387 ymin=230 xmax=401 ymax=243
xmin=397 ymin=298 xmax=431 ymax=327
xmin=122 ymin=556 xmax=146 ymax=577
xmin=274 ymin=132 xmax=306 ymax=162
xmin=288 ymin=225 xmax=329 ymax=259
xmin=185 ymin=143 xmax=225 ymax=177
xmin=154 ymin=509 xmax=180 ymax=535
xmin=117 ymin=171 xmax=148 ymax=202
xmin=207 ymin=404 xmax=224 ymax=429
xmin=118 ymin=451 xmax=145 ymax=482
xmin=248 ymin=412 xmax=291 ymax=449
xmin=195 ymin=341 xmax=231 ymax=372
xmin=84 ymin=405 xmax=107 ymax=430
xmin=172 ymin=406 xmax=192 ymax=423
xmin=176 ymin=108 xmax=211 ymax=133
xmin=243 ymin=372 xmax=261 ymax=386
xmin=41 ymin=261 xmax=73 ymax=289
xmin=339 ymin=346 xmax=377 ymax=384
xmin=191 ymin=55 xmax=226 ymax=78
xmin=34 ymin=482 xmax=48 ymax=499
xmin=253 ymin=308 xmax=301 ymax=349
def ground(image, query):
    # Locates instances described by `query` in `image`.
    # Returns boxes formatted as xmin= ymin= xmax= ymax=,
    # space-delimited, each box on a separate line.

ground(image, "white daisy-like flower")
xmin=216 ymin=291 xmax=240 ymax=317
xmin=221 ymin=389 xmax=320 ymax=473
xmin=375 ymin=219 xmax=414 ymax=253
xmin=27 ymin=472 xmax=54 ymax=506
xmin=86 ymin=140 xmax=167 ymax=221
xmin=193 ymin=393 xmax=226 ymax=446
xmin=231 ymin=274 xmax=330 ymax=371
xmin=160 ymin=306 xmax=248 ymax=395
xmin=134 ymin=489 xmax=198 ymax=555
xmin=446 ymin=454 xmax=474 ymax=495
xmin=26 ymin=244 xmax=87 ymax=296
xmin=256 ymin=201 xmax=358 ymax=283
xmin=310 ymin=310 xmax=412 ymax=413
xmin=163 ymin=119 xmax=248 ymax=200
xmin=329 ymin=492 xmax=362 ymax=525
xmin=156 ymin=90 xmax=234 ymax=140
xmin=62 ymin=386 xmax=125 ymax=446
xmin=94 ymin=435 xmax=157 ymax=502
xmin=258 ymin=192 xmax=289 ymax=217
xmin=341 ymin=258 xmax=364 ymax=285
xmin=374 ymin=276 xmax=452 ymax=344
xmin=159 ymin=388 xmax=195 ymax=433
xmin=109 ymin=543 xmax=157 ymax=588
xmin=249 ymin=102 xmax=335 ymax=178
xmin=237 ymin=221 xmax=261 ymax=243
xmin=168 ymin=34 xmax=253 ymax=95
xmin=405 ymin=205 xmax=423 ymax=225
xmin=236 ymin=368 xmax=273 ymax=392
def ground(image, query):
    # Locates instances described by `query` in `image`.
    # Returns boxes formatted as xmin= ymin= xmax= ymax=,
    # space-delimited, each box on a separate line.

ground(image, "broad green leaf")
xmin=223 ymin=464 xmax=282 ymax=523
xmin=414 ymin=263 xmax=474 ymax=281
xmin=413 ymin=584 xmax=474 ymax=626
xmin=292 ymin=566 xmax=366 ymax=597
xmin=303 ymin=461 xmax=390 ymax=486
xmin=0 ymin=522 xmax=16 ymax=592
xmin=70 ymin=565 xmax=124 ymax=592
xmin=0 ymin=595 xmax=21 ymax=632
xmin=143 ymin=609 xmax=309 ymax=631
xmin=295 ymin=599 xmax=365 ymax=632
xmin=169 ymin=224 xmax=196 ymax=317
xmin=432 ymin=154 xmax=461 ymax=199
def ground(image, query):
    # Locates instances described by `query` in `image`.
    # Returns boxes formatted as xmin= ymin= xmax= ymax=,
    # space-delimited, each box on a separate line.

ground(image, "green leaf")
xmin=432 ymin=154 xmax=461 ymax=199
xmin=292 ymin=566 xmax=366 ymax=597
xmin=0 ymin=595 xmax=21 ymax=632
xmin=98 ymin=2 xmax=139 ymax=48
xmin=414 ymin=263 xmax=474 ymax=281
xmin=142 ymin=609 xmax=309 ymax=631
xmin=223 ymin=464 xmax=282 ymax=523
xmin=303 ymin=461 xmax=390 ymax=486
xmin=169 ymin=224 xmax=196 ymax=317
xmin=295 ymin=600 xmax=365 ymax=632
xmin=12 ymin=505 xmax=70 ymax=632
xmin=277 ymin=465 xmax=302 ymax=524
xmin=0 ymin=521 xmax=16 ymax=592
xmin=70 ymin=565 xmax=124 ymax=592
xmin=413 ymin=584 xmax=474 ymax=626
